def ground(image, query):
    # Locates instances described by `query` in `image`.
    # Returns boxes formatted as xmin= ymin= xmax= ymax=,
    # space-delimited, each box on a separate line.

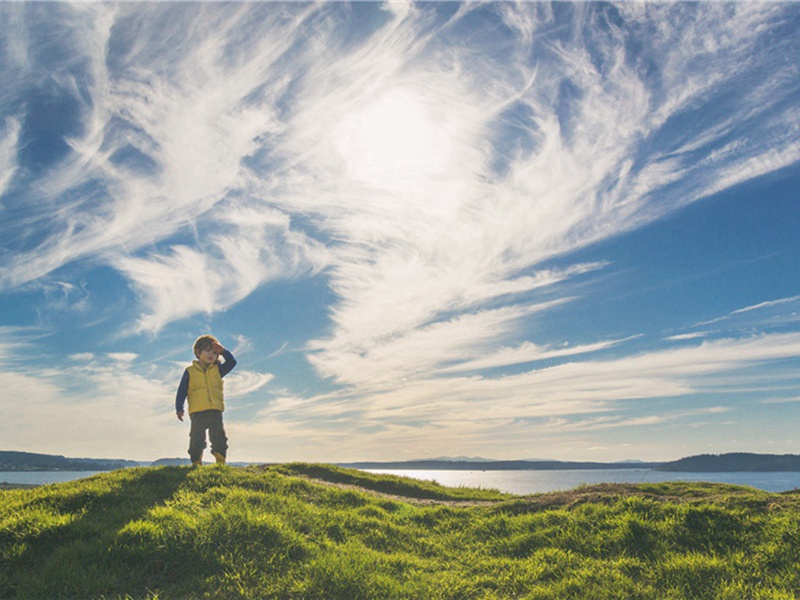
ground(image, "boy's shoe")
xmin=212 ymin=452 xmax=226 ymax=465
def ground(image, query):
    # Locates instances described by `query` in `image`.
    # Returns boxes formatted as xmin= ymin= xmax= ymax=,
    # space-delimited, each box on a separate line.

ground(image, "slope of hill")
xmin=1 ymin=464 xmax=799 ymax=598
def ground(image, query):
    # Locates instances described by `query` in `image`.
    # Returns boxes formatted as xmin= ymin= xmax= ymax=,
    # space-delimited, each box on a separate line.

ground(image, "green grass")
xmin=1 ymin=464 xmax=800 ymax=599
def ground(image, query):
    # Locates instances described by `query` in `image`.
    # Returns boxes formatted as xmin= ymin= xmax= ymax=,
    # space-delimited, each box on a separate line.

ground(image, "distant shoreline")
xmin=340 ymin=460 xmax=664 ymax=471
xmin=4 ymin=451 xmax=800 ymax=474
xmin=342 ymin=452 xmax=800 ymax=473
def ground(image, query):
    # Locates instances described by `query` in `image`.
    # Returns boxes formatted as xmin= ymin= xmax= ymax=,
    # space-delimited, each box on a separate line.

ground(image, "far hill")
xmin=339 ymin=459 xmax=665 ymax=470
xmin=0 ymin=451 xmax=138 ymax=472
xmin=658 ymin=453 xmax=800 ymax=472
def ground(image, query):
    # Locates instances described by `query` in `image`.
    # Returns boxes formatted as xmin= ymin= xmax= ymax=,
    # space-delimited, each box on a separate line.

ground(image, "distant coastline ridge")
xmin=0 ymin=450 xmax=138 ymax=472
xmin=656 ymin=452 xmax=800 ymax=472
xmin=340 ymin=459 xmax=664 ymax=471
xmin=3 ymin=450 xmax=800 ymax=473
xmin=343 ymin=452 xmax=800 ymax=473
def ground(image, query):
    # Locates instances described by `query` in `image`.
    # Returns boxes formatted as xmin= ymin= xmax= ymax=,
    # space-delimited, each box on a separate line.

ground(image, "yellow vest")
xmin=185 ymin=361 xmax=225 ymax=414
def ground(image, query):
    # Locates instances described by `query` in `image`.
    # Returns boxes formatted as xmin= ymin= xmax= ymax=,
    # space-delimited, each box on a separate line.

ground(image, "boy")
xmin=175 ymin=335 xmax=237 ymax=466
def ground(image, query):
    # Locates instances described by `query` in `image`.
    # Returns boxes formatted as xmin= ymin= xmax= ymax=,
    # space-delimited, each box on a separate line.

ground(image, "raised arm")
xmin=219 ymin=349 xmax=237 ymax=377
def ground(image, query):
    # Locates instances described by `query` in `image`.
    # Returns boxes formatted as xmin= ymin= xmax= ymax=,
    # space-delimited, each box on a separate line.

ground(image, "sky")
xmin=1 ymin=1 xmax=799 ymax=464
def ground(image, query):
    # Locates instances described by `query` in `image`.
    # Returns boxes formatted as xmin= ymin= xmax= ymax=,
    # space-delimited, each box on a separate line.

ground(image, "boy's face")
xmin=197 ymin=346 xmax=219 ymax=367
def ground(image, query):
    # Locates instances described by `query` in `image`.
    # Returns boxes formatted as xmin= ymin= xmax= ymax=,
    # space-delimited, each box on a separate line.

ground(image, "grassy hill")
xmin=1 ymin=464 xmax=799 ymax=599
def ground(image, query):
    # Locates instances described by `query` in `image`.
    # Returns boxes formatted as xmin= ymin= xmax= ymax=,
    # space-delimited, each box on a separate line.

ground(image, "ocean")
xmin=4 ymin=468 xmax=800 ymax=495
xmin=363 ymin=468 xmax=800 ymax=495
xmin=0 ymin=471 xmax=107 ymax=486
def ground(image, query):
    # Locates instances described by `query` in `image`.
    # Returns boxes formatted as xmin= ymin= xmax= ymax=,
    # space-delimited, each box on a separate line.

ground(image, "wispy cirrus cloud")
xmin=692 ymin=295 xmax=800 ymax=330
xmin=0 ymin=117 xmax=21 ymax=203
xmin=289 ymin=2 xmax=799 ymax=388
xmin=1 ymin=3 xmax=799 ymax=463
xmin=0 ymin=3 xmax=325 ymax=316
xmin=538 ymin=406 xmax=731 ymax=434
xmin=730 ymin=296 xmax=800 ymax=318
xmin=115 ymin=208 xmax=328 ymax=332
xmin=2 ymin=3 xmax=796 ymax=331
xmin=239 ymin=331 xmax=800 ymax=461
xmin=440 ymin=336 xmax=634 ymax=375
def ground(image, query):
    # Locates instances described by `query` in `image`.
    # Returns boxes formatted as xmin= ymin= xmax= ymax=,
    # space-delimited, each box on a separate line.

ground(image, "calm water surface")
xmin=364 ymin=469 xmax=800 ymax=495
xmin=0 ymin=471 xmax=107 ymax=485
xmin=5 ymin=469 xmax=800 ymax=495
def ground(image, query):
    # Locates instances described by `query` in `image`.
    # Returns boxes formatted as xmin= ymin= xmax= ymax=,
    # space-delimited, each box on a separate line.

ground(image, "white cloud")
xmin=0 ymin=353 xmax=181 ymax=461
xmin=230 ymin=334 xmax=253 ymax=357
xmin=224 ymin=370 xmax=274 ymax=398
xmin=308 ymin=300 xmax=570 ymax=387
xmin=732 ymin=296 xmax=800 ymax=315
xmin=0 ymin=326 xmax=50 ymax=363
xmin=1 ymin=3 xmax=799 ymax=463
xmin=108 ymin=352 xmax=138 ymax=362
xmin=3 ymin=3 xmax=797 ymax=329
xmin=702 ymin=141 xmax=800 ymax=200
xmin=7 ymin=329 xmax=788 ymax=464
xmin=440 ymin=337 xmax=632 ymax=375
xmin=537 ymin=406 xmax=731 ymax=434
xmin=115 ymin=245 xmax=221 ymax=331
xmin=665 ymin=332 xmax=710 ymax=342
xmin=278 ymin=2 xmax=799 ymax=391
xmin=230 ymin=332 xmax=800 ymax=461
xmin=0 ymin=3 xmax=317 ymax=292
xmin=762 ymin=396 xmax=800 ymax=405
xmin=116 ymin=207 xmax=328 ymax=333
xmin=693 ymin=295 xmax=800 ymax=329
xmin=0 ymin=117 xmax=20 ymax=202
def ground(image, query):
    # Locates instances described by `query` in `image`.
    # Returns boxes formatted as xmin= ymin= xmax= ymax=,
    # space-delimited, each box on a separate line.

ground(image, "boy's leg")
xmin=208 ymin=410 xmax=228 ymax=462
xmin=188 ymin=412 xmax=209 ymax=464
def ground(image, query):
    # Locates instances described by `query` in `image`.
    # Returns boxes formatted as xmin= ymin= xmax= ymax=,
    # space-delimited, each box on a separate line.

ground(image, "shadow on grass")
xmin=271 ymin=462 xmax=508 ymax=502
xmin=0 ymin=467 xmax=190 ymax=598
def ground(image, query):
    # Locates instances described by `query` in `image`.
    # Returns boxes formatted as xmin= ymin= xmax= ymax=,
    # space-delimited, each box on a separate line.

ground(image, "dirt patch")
xmin=298 ymin=474 xmax=800 ymax=514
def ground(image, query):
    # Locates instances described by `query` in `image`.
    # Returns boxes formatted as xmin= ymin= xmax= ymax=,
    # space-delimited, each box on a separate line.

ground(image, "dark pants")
xmin=188 ymin=409 xmax=228 ymax=462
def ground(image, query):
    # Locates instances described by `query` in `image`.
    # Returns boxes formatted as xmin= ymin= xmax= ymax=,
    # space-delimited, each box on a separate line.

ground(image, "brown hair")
xmin=193 ymin=334 xmax=219 ymax=358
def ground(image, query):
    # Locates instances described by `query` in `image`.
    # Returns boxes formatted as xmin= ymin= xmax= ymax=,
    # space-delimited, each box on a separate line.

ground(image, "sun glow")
xmin=333 ymin=89 xmax=454 ymax=191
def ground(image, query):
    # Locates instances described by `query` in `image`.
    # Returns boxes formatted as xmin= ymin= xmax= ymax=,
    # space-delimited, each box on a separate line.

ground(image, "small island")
xmin=657 ymin=452 xmax=800 ymax=472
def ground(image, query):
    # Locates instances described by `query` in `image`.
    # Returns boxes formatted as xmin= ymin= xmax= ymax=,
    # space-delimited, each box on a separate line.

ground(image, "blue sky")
xmin=1 ymin=2 xmax=799 ymax=463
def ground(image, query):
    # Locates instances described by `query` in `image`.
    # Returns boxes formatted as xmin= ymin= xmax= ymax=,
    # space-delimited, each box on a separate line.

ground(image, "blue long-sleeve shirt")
xmin=175 ymin=349 xmax=237 ymax=413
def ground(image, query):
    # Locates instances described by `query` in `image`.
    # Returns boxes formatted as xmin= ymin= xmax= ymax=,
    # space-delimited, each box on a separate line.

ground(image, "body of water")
xmin=0 ymin=471 xmax=108 ymax=486
xmin=5 ymin=468 xmax=800 ymax=495
xmin=364 ymin=468 xmax=800 ymax=495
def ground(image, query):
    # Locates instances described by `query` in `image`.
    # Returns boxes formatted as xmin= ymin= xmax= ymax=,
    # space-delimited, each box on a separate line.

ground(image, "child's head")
xmin=193 ymin=334 xmax=220 ymax=359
